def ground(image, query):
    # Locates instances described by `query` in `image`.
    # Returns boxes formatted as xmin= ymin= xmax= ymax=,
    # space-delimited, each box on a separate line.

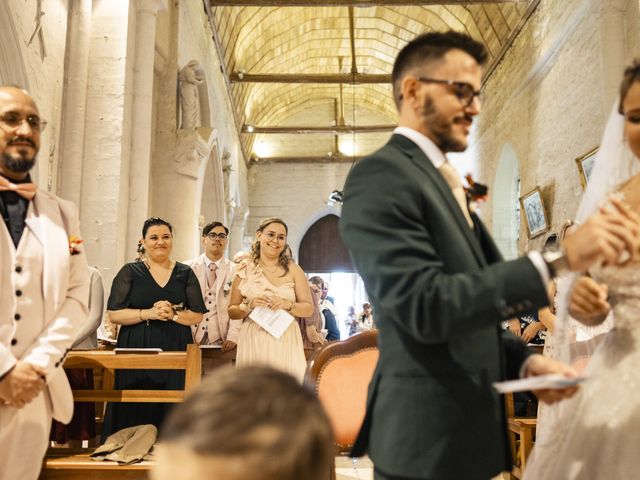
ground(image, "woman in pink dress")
xmin=228 ymin=218 xmax=314 ymax=382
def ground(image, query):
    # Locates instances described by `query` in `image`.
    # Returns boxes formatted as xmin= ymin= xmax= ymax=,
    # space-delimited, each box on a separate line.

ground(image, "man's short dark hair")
xmin=160 ymin=366 xmax=334 ymax=480
xmin=392 ymin=30 xmax=488 ymax=109
xmin=202 ymin=221 xmax=228 ymax=236
xmin=309 ymin=276 xmax=324 ymax=288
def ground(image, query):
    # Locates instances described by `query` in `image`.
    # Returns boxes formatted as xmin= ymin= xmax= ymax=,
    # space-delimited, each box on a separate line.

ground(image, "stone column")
xmin=57 ymin=0 xmax=92 ymax=206
xmin=125 ymin=0 xmax=167 ymax=260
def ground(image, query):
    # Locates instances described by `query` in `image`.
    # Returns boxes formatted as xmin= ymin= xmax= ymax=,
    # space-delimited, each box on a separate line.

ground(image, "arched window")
xmin=492 ymin=144 xmax=520 ymax=259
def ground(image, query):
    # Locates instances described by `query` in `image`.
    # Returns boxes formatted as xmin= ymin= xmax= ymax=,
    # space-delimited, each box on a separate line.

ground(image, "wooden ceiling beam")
xmin=211 ymin=1 xmax=521 ymax=5
xmin=230 ymin=73 xmax=391 ymax=84
xmin=251 ymin=155 xmax=365 ymax=164
xmin=243 ymin=124 xmax=396 ymax=134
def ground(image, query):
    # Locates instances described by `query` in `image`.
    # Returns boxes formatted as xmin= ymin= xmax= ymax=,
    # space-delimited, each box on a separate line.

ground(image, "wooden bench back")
xmin=64 ymin=343 xmax=202 ymax=403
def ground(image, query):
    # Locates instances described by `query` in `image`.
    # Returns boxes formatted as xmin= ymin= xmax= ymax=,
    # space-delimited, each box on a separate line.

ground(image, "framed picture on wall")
xmin=520 ymin=187 xmax=549 ymax=239
xmin=575 ymin=146 xmax=599 ymax=190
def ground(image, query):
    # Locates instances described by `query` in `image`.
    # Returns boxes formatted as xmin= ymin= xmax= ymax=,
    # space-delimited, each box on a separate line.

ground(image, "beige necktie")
xmin=207 ymin=262 xmax=217 ymax=289
xmin=438 ymin=162 xmax=473 ymax=228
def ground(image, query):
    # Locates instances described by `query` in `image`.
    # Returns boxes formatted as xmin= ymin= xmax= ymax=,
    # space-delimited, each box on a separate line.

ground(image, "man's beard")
xmin=1 ymin=151 xmax=36 ymax=173
xmin=419 ymin=96 xmax=468 ymax=153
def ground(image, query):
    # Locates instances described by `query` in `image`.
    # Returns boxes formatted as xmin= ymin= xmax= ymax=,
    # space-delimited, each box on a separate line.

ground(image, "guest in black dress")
xmin=102 ymin=218 xmax=207 ymax=440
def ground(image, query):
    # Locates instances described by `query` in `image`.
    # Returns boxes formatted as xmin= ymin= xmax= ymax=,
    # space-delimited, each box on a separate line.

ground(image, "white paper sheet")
xmin=493 ymin=374 xmax=587 ymax=393
xmin=249 ymin=306 xmax=295 ymax=339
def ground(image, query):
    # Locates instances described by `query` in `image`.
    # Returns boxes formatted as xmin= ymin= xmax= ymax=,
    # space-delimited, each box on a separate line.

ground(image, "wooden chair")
xmin=40 ymin=344 xmax=202 ymax=480
xmin=304 ymin=331 xmax=379 ymax=480
xmin=505 ymin=392 xmax=537 ymax=480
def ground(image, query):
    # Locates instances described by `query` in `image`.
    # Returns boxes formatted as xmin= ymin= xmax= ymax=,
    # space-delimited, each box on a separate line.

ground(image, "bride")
xmin=525 ymin=60 xmax=640 ymax=479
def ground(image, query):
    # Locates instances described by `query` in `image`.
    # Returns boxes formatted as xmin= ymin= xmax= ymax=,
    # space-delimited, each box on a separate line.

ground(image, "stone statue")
xmin=178 ymin=60 xmax=205 ymax=129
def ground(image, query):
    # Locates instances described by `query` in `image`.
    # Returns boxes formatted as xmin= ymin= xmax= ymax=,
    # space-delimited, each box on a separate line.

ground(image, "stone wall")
xmin=476 ymin=0 xmax=639 ymax=256
xmin=247 ymin=162 xmax=352 ymax=258
xmin=2 ymin=0 xmax=70 ymax=191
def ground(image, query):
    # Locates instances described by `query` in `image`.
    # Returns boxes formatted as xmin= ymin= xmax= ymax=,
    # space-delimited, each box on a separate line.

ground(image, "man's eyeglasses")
xmin=205 ymin=232 xmax=228 ymax=240
xmin=0 ymin=113 xmax=47 ymax=133
xmin=411 ymin=77 xmax=482 ymax=107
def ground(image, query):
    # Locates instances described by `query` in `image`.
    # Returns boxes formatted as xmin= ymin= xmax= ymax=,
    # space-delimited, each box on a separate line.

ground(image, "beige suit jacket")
xmin=0 ymin=190 xmax=90 ymax=423
xmin=184 ymin=254 xmax=240 ymax=343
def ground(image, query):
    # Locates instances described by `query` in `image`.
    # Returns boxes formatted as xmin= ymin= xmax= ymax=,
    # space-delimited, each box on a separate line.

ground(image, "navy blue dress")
xmin=101 ymin=262 xmax=206 ymax=441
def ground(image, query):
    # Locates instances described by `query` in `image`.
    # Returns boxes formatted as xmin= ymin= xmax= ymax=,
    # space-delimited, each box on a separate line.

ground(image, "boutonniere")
xmin=69 ymin=235 xmax=83 ymax=255
xmin=223 ymin=281 xmax=232 ymax=296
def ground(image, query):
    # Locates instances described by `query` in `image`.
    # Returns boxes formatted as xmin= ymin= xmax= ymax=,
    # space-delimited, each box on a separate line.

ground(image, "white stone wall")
xmin=3 ymin=0 xmax=70 ymax=192
xmin=247 ymin=162 xmax=352 ymax=258
xmin=476 ymin=0 xmax=640 ymax=255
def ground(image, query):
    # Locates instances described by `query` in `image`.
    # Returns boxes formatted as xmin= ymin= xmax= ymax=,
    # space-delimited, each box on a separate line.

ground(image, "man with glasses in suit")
xmin=185 ymin=222 xmax=239 ymax=363
xmin=340 ymin=32 xmax=640 ymax=480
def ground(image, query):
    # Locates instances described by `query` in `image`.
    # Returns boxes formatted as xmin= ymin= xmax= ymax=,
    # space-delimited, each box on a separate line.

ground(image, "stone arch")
xmin=492 ymin=144 xmax=520 ymax=260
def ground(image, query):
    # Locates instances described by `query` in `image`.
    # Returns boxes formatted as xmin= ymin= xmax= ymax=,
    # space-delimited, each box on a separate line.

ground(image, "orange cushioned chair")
xmin=305 ymin=330 xmax=379 ymax=479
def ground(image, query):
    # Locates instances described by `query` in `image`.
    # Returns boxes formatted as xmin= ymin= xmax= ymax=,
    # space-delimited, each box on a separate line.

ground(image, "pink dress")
xmin=235 ymin=261 xmax=307 ymax=382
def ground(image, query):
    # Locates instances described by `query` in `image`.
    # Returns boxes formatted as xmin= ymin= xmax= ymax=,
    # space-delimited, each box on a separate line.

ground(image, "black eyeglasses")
xmin=0 ymin=113 xmax=47 ymax=132
xmin=404 ymin=77 xmax=482 ymax=107
xmin=205 ymin=232 xmax=228 ymax=240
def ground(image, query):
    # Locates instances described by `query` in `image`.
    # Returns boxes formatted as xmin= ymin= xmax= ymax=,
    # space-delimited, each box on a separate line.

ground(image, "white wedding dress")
xmin=525 ymin=262 xmax=640 ymax=479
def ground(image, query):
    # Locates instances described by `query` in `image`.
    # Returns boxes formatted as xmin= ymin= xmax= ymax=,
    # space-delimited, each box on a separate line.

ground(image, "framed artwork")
xmin=520 ymin=187 xmax=550 ymax=239
xmin=575 ymin=146 xmax=599 ymax=190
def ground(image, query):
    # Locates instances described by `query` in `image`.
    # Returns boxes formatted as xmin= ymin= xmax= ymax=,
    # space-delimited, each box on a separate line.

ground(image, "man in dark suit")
xmin=340 ymin=32 xmax=640 ymax=480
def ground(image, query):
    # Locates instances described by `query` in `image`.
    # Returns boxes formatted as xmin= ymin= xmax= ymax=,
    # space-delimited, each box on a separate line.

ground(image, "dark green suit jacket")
xmin=340 ymin=134 xmax=549 ymax=480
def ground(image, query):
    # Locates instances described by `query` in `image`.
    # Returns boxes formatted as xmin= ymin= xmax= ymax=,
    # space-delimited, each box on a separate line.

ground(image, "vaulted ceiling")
xmin=204 ymin=1 xmax=538 ymax=164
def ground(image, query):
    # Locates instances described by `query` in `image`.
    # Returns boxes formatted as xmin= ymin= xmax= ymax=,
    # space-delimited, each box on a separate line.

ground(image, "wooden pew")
xmin=505 ymin=392 xmax=537 ymax=480
xmin=40 ymin=344 xmax=202 ymax=480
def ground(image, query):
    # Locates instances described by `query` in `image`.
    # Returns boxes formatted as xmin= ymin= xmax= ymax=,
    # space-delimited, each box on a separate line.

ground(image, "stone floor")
xmin=335 ymin=457 xmax=511 ymax=480
xmin=336 ymin=456 xmax=374 ymax=480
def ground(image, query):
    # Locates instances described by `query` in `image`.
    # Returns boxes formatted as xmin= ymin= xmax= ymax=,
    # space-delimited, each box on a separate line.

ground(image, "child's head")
xmin=153 ymin=366 xmax=334 ymax=480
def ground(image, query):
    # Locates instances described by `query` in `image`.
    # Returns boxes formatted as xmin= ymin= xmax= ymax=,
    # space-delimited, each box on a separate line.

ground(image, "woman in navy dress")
xmin=102 ymin=218 xmax=206 ymax=440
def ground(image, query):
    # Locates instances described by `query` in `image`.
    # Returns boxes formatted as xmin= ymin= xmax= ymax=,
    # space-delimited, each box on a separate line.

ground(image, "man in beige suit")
xmin=185 ymin=222 xmax=239 ymax=358
xmin=0 ymin=86 xmax=90 ymax=479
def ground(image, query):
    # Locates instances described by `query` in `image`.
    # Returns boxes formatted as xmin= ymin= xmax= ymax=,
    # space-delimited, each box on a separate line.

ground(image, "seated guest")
xmin=298 ymin=281 xmax=328 ymax=349
xmin=153 ymin=366 xmax=334 ymax=480
xmin=184 ymin=221 xmax=239 ymax=353
xmin=228 ymin=217 xmax=313 ymax=382
xmin=102 ymin=217 xmax=207 ymax=440
xmin=309 ymin=276 xmax=340 ymax=341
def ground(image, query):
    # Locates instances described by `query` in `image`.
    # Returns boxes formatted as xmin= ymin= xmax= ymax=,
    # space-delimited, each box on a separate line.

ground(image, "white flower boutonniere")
xmin=223 ymin=281 xmax=232 ymax=297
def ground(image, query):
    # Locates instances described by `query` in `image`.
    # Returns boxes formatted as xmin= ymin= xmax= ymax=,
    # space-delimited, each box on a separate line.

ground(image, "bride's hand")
xmin=566 ymin=198 xmax=640 ymax=270
xmin=569 ymin=276 xmax=610 ymax=325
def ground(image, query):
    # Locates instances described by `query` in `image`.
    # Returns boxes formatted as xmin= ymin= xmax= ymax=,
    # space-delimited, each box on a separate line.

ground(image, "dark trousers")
xmin=374 ymin=468 xmax=428 ymax=480
xmin=374 ymin=467 xmax=491 ymax=480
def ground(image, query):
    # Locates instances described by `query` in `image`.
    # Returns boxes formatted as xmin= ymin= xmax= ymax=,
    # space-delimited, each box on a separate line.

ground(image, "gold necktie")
xmin=438 ymin=162 xmax=473 ymax=228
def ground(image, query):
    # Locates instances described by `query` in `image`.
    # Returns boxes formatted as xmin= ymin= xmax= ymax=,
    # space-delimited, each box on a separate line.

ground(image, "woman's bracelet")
xmin=287 ymin=302 xmax=295 ymax=312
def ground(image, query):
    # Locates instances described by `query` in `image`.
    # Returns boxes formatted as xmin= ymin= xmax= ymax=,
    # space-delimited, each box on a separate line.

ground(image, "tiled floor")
xmin=336 ymin=456 xmax=374 ymax=480
xmin=335 ymin=458 xmax=510 ymax=480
